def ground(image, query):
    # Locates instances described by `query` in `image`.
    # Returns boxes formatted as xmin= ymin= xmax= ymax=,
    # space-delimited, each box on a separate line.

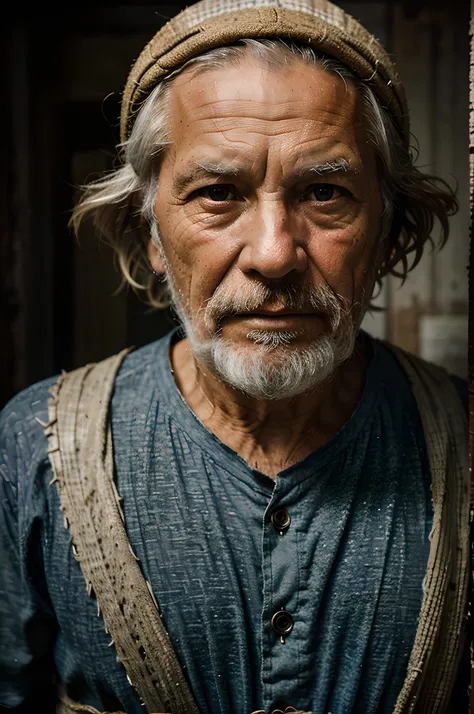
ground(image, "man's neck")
xmin=170 ymin=334 xmax=370 ymax=478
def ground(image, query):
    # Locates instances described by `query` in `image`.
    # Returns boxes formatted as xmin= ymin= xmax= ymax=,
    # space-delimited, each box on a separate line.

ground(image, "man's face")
xmin=152 ymin=54 xmax=383 ymax=396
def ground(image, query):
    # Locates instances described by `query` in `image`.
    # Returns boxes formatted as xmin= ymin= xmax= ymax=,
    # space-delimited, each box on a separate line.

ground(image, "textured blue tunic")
xmin=0 ymin=331 xmax=438 ymax=714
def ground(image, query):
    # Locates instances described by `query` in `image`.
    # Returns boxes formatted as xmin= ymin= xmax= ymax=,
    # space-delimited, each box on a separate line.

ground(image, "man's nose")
xmin=237 ymin=201 xmax=308 ymax=279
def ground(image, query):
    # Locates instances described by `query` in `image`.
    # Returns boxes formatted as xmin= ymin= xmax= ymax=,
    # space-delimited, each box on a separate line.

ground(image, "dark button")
xmin=271 ymin=609 xmax=294 ymax=635
xmin=271 ymin=508 xmax=291 ymax=532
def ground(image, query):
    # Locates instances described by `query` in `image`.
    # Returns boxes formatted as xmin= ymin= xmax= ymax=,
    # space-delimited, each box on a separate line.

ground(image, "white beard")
xmin=192 ymin=330 xmax=353 ymax=400
xmin=151 ymin=224 xmax=358 ymax=400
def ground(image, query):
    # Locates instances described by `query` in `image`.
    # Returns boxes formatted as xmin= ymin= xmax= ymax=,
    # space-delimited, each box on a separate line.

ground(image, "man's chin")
xmin=237 ymin=340 xmax=314 ymax=363
xmin=189 ymin=333 xmax=343 ymax=401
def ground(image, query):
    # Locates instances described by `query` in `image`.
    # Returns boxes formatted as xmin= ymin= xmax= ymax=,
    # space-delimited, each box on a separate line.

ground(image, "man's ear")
xmin=147 ymin=236 xmax=165 ymax=275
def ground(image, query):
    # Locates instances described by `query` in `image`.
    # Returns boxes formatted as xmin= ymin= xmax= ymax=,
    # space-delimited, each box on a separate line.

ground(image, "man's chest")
xmin=46 ymin=413 xmax=432 ymax=714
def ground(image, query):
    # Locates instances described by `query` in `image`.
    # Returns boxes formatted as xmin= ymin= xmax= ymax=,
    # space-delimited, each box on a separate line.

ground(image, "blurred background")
xmin=1 ymin=0 xmax=469 ymax=408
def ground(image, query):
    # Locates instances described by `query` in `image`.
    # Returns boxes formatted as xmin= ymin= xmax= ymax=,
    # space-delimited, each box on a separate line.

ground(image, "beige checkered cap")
xmin=121 ymin=0 xmax=408 ymax=146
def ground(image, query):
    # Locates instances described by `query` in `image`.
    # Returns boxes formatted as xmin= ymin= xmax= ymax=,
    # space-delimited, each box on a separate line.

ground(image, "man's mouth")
xmin=243 ymin=309 xmax=316 ymax=316
xmin=220 ymin=312 xmax=323 ymax=327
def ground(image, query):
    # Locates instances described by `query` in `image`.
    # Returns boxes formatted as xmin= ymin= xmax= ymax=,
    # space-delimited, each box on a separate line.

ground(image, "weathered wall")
xmin=361 ymin=2 xmax=469 ymax=377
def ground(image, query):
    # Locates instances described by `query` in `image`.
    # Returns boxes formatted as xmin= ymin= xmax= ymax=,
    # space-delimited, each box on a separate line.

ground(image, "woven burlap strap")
xmin=46 ymin=349 xmax=201 ymax=714
xmin=56 ymin=687 xmax=126 ymax=714
xmin=388 ymin=346 xmax=470 ymax=714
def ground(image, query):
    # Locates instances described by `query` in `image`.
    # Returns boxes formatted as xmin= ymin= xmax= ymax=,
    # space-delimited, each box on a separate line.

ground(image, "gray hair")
xmin=70 ymin=38 xmax=457 ymax=309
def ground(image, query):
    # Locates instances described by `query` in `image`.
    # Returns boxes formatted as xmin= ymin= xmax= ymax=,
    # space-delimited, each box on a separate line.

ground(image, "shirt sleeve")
xmin=0 ymin=381 xmax=59 ymax=713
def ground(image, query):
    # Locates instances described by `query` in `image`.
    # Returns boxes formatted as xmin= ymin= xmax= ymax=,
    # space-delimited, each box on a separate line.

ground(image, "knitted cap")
xmin=121 ymin=0 xmax=408 ymax=146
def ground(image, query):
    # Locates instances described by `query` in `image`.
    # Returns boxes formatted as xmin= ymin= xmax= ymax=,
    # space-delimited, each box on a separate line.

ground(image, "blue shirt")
xmin=0 ymin=331 xmax=437 ymax=714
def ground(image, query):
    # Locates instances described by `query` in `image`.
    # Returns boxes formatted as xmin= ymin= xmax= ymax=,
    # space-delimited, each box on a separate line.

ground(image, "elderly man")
xmin=0 ymin=1 xmax=469 ymax=713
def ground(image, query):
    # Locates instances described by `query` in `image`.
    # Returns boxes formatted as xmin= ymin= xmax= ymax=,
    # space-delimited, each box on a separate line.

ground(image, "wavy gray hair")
xmin=70 ymin=39 xmax=458 ymax=309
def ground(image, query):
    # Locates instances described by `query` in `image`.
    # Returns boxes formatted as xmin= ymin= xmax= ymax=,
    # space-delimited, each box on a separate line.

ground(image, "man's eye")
xmin=306 ymin=184 xmax=343 ymax=202
xmin=197 ymin=185 xmax=235 ymax=202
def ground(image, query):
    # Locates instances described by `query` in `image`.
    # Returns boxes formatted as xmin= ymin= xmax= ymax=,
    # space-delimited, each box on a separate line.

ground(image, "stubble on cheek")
xmin=345 ymin=207 xmax=382 ymax=312
xmin=153 ymin=194 xmax=219 ymax=316
xmin=313 ymin=197 xmax=381 ymax=317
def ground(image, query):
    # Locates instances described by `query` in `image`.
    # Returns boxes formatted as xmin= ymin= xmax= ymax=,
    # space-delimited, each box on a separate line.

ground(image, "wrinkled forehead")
xmin=164 ymin=56 xmax=369 ymax=172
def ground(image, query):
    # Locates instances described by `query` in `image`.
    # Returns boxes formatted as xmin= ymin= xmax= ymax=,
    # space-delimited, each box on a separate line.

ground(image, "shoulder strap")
xmin=46 ymin=351 xmax=201 ymax=714
xmin=386 ymin=345 xmax=470 ymax=714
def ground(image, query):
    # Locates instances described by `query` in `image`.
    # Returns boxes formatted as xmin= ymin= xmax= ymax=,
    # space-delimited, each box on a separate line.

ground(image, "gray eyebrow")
xmin=196 ymin=161 xmax=240 ymax=175
xmin=174 ymin=157 xmax=357 ymax=194
xmin=174 ymin=161 xmax=240 ymax=193
xmin=299 ymin=158 xmax=353 ymax=176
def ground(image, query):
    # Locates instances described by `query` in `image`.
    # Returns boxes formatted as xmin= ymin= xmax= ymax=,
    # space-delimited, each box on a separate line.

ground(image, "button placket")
xmin=262 ymin=488 xmax=301 ymax=710
xmin=270 ymin=507 xmax=293 ymax=644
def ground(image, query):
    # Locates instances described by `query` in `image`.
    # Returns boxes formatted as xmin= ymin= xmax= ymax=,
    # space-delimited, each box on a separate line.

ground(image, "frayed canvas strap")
xmin=57 ymin=686 xmax=126 ymax=714
xmin=389 ymin=346 xmax=470 ymax=714
xmin=46 ymin=351 xmax=201 ymax=714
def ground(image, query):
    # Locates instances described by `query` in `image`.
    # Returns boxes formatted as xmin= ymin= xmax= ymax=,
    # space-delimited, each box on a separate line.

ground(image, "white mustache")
xmin=202 ymin=281 xmax=346 ymax=332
